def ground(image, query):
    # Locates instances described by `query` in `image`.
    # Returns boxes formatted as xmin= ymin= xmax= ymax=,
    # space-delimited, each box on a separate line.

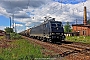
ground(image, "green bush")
xmin=10 ymin=33 xmax=22 ymax=40
xmin=4 ymin=27 xmax=13 ymax=33
xmin=0 ymin=57 xmax=4 ymax=60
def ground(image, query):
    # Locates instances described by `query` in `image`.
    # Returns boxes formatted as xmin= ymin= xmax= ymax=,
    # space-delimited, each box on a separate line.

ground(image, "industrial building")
xmin=72 ymin=6 xmax=90 ymax=36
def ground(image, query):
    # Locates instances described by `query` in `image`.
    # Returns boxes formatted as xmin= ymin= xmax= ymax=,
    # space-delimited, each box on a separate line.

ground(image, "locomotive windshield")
xmin=51 ymin=22 xmax=62 ymax=27
xmin=51 ymin=22 xmax=64 ymax=33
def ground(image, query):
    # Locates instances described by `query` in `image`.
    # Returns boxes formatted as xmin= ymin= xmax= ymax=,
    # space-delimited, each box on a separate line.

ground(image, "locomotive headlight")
xmin=61 ymin=33 xmax=64 ymax=35
xmin=52 ymin=33 xmax=54 ymax=34
xmin=56 ymin=33 xmax=60 ymax=34
xmin=62 ymin=35 xmax=66 ymax=38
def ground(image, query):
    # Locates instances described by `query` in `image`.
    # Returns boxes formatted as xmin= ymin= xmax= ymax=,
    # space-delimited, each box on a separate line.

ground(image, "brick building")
xmin=72 ymin=6 xmax=90 ymax=36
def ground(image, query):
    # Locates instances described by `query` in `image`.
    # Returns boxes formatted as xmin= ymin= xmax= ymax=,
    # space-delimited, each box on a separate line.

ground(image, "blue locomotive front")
xmin=49 ymin=21 xmax=65 ymax=42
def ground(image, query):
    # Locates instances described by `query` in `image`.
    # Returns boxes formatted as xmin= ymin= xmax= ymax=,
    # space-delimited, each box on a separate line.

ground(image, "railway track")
xmin=45 ymin=41 xmax=90 ymax=57
xmin=57 ymin=44 xmax=90 ymax=57
xmin=23 ymin=36 xmax=90 ymax=60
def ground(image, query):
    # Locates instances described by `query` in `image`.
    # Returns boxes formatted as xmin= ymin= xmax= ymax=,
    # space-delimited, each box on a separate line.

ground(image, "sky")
xmin=0 ymin=0 xmax=90 ymax=33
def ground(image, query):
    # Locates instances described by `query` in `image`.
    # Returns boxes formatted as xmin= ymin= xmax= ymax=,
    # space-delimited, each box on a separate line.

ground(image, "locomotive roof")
xmin=32 ymin=20 xmax=62 ymax=28
xmin=32 ymin=17 xmax=62 ymax=28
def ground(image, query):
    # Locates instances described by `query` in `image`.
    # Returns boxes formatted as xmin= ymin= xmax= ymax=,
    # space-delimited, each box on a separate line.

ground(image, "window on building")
xmin=83 ymin=30 xmax=86 ymax=35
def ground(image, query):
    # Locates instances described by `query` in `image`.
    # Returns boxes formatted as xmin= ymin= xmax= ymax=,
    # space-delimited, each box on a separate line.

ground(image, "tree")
xmin=4 ymin=27 xmax=13 ymax=33
xmin=64 ymin=22 xmax=72 ymax=33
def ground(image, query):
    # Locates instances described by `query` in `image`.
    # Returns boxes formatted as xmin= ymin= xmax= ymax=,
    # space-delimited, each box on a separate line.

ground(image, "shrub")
xmin=10 ymin=33 xmax=22 ymax=40
xmin=4 ymin=27 xmax=13 ymax=33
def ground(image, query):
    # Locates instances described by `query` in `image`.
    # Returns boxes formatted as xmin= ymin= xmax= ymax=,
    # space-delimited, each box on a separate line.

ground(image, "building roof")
xmin=72 ymin=24 xmax=90 ymax=27
xmin=0 ymin=30 xmax=4 ymax=32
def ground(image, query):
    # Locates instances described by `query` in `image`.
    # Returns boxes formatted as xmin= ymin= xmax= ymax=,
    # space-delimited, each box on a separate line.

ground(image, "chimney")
xmin=83 ymin=6 xmax=87 ymax=25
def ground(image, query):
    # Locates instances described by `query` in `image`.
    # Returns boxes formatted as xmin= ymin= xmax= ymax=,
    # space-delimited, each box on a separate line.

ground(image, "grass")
xmin=10 ymin=33 xmax=22 ymax=40
xmin=66 ymin=36 xmax=90 ymax=44
xmin=0 ymin=36 xmax=4 ymax=40
xmin=0 ymin=38 xmax=43 ymax=60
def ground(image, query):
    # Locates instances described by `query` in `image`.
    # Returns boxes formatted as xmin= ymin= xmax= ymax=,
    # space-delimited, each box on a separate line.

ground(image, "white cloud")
xmin=14 ymin=12 xmax=30 ymax=18
xmin=0 ymin=6 xmax=11 ymax=17
xmin=15 ymin=24 xmax=23 ymax=27
xmin=0 ymin=26 xmax=7 ymax=30
xmin=0 ymin=0 xmax=52 ymax=13
xmin=0 ymin=0 xmax=90 ymax=33
xmin=13 ymin=23 xmax=25 ymax=33
xmin=30 ymin=0 xmax=90 ymax=23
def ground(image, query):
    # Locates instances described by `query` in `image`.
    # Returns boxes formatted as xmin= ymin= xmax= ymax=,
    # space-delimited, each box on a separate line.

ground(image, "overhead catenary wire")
xmin=7 ymin=0 xmax=88 ymax=32
xmin=27 ymin=0 xmax=30 ymax=8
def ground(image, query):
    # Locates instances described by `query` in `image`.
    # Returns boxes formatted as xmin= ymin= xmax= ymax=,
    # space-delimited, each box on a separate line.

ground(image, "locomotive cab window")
xmin=57 ymin=24 xmax=60 ymax=26
xmin=51 ymin=24 xmax=56 ymax=27
xmin=51 ymin=22 xmax=62 ymax=27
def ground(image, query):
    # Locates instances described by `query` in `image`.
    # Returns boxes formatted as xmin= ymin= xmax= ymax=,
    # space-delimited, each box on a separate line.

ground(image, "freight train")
xmin=20 ymin=17 xmax=65 ymax=43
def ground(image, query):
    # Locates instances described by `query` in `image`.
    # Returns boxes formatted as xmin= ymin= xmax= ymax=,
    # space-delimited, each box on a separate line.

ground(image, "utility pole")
xmin=60 ymin=0 xmax=62 ymax=9
xmin=76 ymin=19 xmax=77 ymax=24
xmin=76 ymin=19 xmax=77 ymax=32
xmin=12 ymin=14 xmax=14 ymax=32
xmin=15 ymin=23 xmax=17 ymax=33
xmin=10 ymin=17 xmax=11 ymax=28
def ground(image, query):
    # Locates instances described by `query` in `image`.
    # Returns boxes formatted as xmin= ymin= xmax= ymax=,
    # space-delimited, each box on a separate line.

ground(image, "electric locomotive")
xmin=30 ymin=17 xmax=65 ymax=43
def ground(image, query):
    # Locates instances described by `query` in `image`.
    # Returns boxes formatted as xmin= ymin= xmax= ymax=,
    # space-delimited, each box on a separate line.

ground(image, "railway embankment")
xmin=23 ymin=36 xmax=90 ymax=60
xmin=0 ymin=36 xmax=44 ymax=60
xmin=0 ymin=35 xmax=90 ymax=60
